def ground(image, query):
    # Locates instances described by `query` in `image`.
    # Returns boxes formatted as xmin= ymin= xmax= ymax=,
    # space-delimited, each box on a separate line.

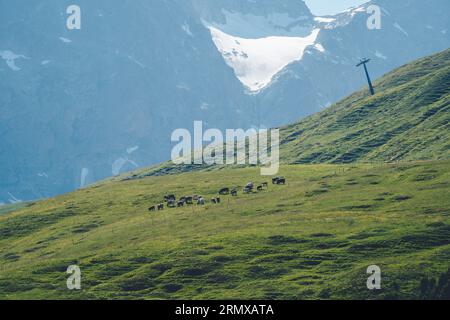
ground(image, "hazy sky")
xmin=304 ymin=0 xmax=369 ymax=16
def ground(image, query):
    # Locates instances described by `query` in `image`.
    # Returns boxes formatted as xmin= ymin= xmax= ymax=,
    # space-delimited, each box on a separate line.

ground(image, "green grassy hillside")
xmin=121 ymin=49 xmax=449 ymax=181
xmin=1 ymin=161 xmax=449 ymax=299
xmin=280 ymin=49 xmax=450 ymax=164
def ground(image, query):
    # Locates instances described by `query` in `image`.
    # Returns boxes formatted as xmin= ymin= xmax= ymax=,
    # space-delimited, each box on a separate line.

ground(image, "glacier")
xmin=209 ymin=26 xmax=320 ymax=92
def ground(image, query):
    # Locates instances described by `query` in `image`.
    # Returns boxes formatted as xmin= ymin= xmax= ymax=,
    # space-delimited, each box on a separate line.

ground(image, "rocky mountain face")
xmin=0 ymin=0 xmax=449 ymax=204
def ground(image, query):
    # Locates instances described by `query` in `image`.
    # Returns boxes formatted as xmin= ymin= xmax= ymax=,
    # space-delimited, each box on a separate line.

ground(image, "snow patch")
xmin=7 ymin=192 xmax=22 ymax=204
xmin=200 ymin=103 xmax=210 ymax=111
xmin=314 ymin=43 xmax=325 ymax=53
xmin=375 ymin=51 xmax=387 ymax=60
xmin=0 ymin=50 xmax=28 ymax=71
xmin=209 ymin=27 xmax=321 ymax=92
xmin=314 ymin=17 xmax=336 ymax=23
xmin=393 ymin=23 xmax=409 ymax=36
xmin=182 ymin=23 xmax=194 ymax=37
xmin=59 ymin=37 xmax=72 ymax=43
xmin=177 ymin=83 xmax=191 ymax=91
xmin=127 ymin=146 xmax=139 ymax=154
xmin=41 ymin=60 xmax=51 ymax=65
xmin=128 ymin=55 xmax=146 ymax=68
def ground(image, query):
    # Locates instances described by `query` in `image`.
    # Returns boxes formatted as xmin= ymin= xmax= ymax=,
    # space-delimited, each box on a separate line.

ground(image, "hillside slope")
xmin=280 ymin=48 xmax=450 ymax=163
xmin=0 ymin=161 xmax=449 ymax=299
xmin=120 ymin=49 xmax=450 ymax=180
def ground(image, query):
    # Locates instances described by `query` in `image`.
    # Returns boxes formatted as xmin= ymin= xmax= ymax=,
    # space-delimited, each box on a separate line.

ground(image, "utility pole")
xmin=357 ymin=58 xmax=375 ymax=95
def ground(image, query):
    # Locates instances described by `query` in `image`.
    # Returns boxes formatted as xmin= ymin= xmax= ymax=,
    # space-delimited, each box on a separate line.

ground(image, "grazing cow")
xmin=197 ymin=197 xmax=205 ymax=205
xmin=219 ymin=188 xmax=230 ymax=195
xmin=216 ymin=197 xmax=221 ymax=204
xmin=276 ymin=177 xmax=286 ymax=185
xmin=272 ymin=177 xmax=281 ymax=184
xmin=179 ymin=197 xmax=186 ymax=203
xmin=164 ymin=194 xmax=176 ymax=202
xmin=167 ymin=200 xmax=176 ymax=208
xmin=157 ymin=204 xmax=164 ymax=210
xmin=246 ymin=182 xmax=254 ymax=190
xmin=193 ymin=195 xmax=200 ymax=201
xmin=243 ymin=187 xmax=252 ymax=194
xmin=185 ymin=196 xmax=193 ymax=205
xmin=177 ymin=201 xmax=184 ymax=207
xmin=148 ymin=206 xmax=156 ymax=212
xmin=257 ymin=185 xmax=263 ymax=191
xmin=212 ymin=198 xmax=217 ymax=204
xmin=231 ymin=189 xmax=238 ymax=197
xmin=262 ymin=182 xmax=269 ymax=188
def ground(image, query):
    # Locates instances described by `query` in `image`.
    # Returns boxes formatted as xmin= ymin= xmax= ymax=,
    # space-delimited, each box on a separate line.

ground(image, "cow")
xmin=167 ymin=200 xmax=176 ymax=208
xmin=157 ymin=204 xmax=164 ymax=211
xmin=276 ymin=177 xmax=286 ymax=185
xmin=243 ymin=187 xmax=252 ymax=194
xmin=257 ymin=185 xmax=263 ymax=191
xmin=164 ymin=194 xmax=176 ymax=202
xmin=262 ymin=182 xmax=269 ymax=188
xmin=148 ymin=206 xmax=156 ymax=212
xmin=197 ymin=197 xmax=205 ymax=205
xmin=231 ymin=189 xmax=238 ymax=197
xmin=216 ymin=197 xmax=221 ymax=204
xmin=246 ymin=182 xmax=254 ymax=190
xmin=185 ymin=196 xmax=193 ymax=205
xmin=212 ymin=198 xmax=217 ymax=204
xmin=219 ymin=188 xmax=230 ymax=195
xmin=177 ymin=201 xmax=185 ymax=207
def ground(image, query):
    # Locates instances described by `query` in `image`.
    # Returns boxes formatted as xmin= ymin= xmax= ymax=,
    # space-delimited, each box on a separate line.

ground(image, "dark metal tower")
xmin=357 ymin=58 xmax=375 ymax=95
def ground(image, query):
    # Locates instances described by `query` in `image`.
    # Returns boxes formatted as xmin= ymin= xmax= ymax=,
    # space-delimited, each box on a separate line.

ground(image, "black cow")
xmin=167 ymin=200 xmax=176 ymax=208
xmin=219 ymin=188 xmax=230 ymax=195
xmin=164 ymin=194 xmax=176 ymax=202
xmin=272 ymin=177 xmax=286 ymax=185
xmin=148 ymin=206 xmax=156 ymax=212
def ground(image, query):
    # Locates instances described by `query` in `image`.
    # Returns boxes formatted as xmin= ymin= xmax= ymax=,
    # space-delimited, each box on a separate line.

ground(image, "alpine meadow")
xmin=1 ymin=48 xmax=449 ymax=300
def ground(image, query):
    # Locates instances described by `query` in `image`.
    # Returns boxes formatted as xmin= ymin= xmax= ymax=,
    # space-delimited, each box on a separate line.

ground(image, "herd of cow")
xmin=148 ymin=176 xmax=287 ymax=212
